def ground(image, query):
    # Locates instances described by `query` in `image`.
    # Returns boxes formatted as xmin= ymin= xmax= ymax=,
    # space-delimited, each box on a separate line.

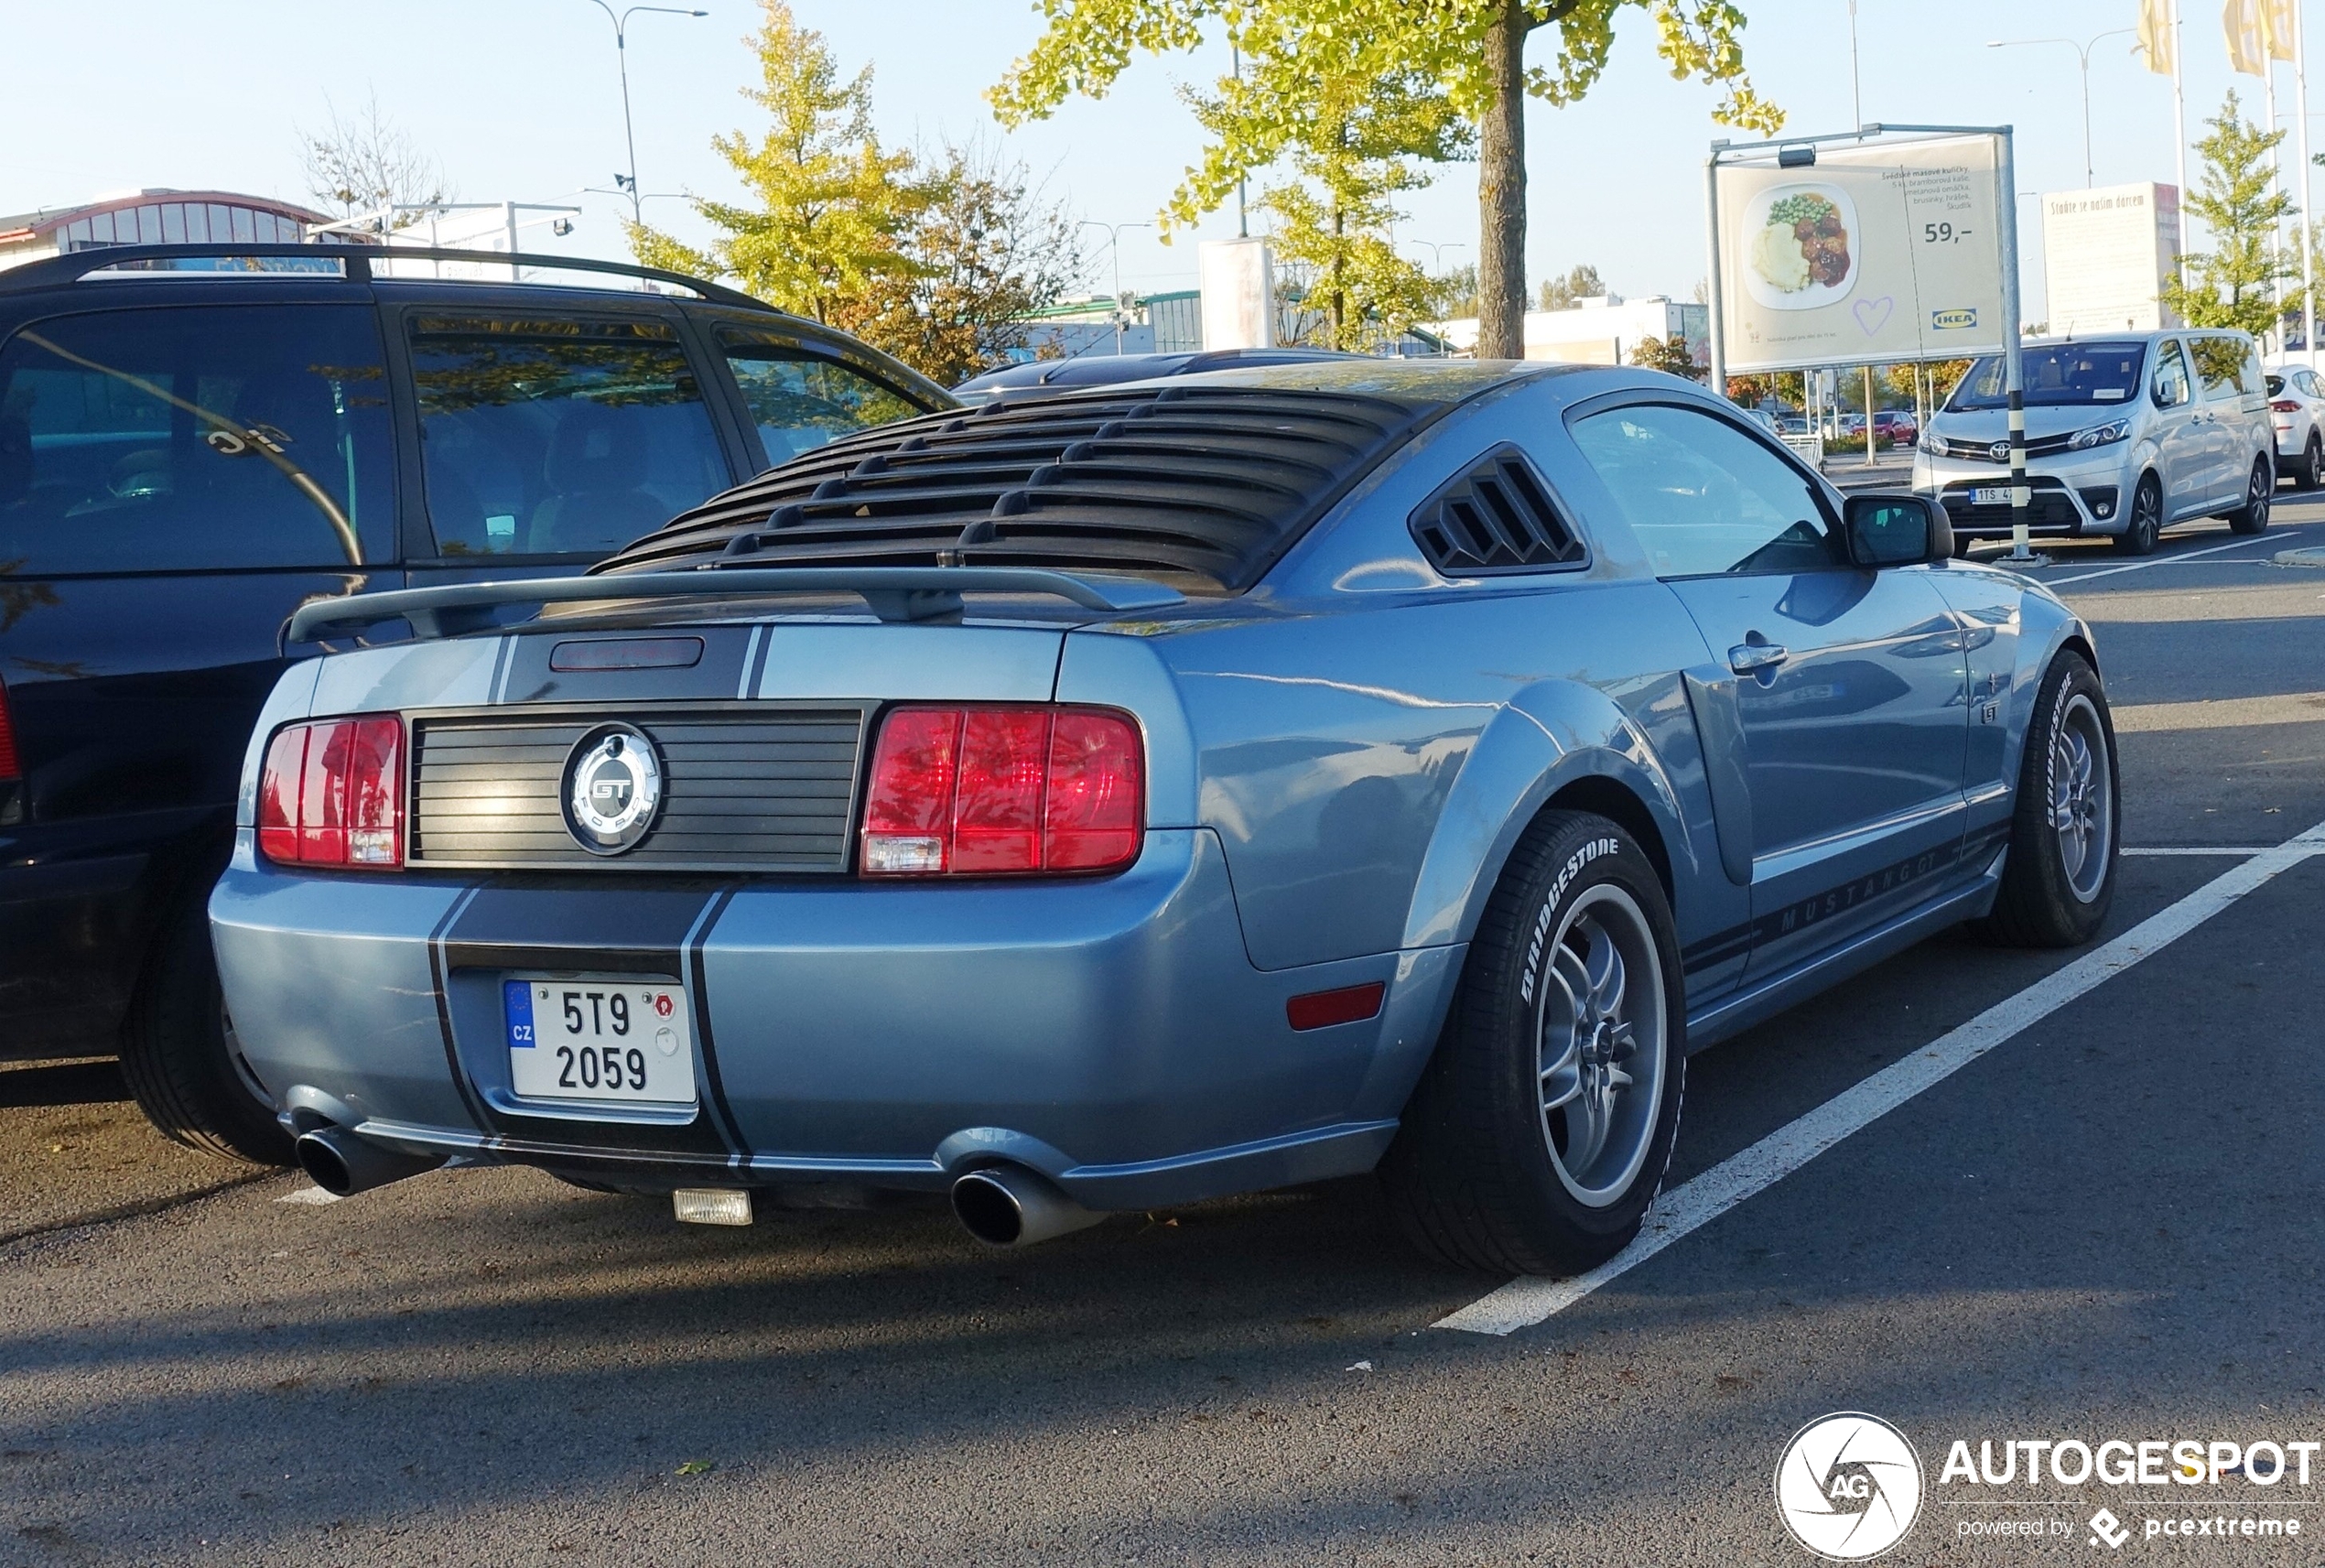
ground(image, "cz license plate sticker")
xmin=503 ymin=976 xmax=698 ymax=1106
xmin=1972 ymin=485 xmax=2012 ymax=506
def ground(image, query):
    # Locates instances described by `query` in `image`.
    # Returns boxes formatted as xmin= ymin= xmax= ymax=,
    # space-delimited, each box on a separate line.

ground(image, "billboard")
xmin=2040 ymin=183 xmax=2182 ymax=334
xmin=1714 ymin=133 xmax=2007 ymax=373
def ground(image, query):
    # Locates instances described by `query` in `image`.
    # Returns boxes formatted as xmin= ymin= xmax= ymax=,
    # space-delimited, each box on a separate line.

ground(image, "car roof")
xmin=951 ymin=346 xmax=1365 ymax=401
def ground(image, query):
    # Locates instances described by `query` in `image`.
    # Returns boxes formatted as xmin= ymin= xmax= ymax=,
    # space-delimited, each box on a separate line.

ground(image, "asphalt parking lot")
xmin=5 ymin=503 xmax=2324 ymax=1567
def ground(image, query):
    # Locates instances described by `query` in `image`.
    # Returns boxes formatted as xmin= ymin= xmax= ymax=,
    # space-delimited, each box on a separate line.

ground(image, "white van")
xmin=1913 ymin=331 xmax=2276 ymax=555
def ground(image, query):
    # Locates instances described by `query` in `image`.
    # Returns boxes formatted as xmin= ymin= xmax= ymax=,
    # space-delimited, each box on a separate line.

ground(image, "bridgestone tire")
xmin=1981 ymin=653 xmax=2121 ymax=948
xmin=1382 ymin=811 xmax=1686 ymax=1275
xmin=119 ymin=910 xmax=296 ymax=1166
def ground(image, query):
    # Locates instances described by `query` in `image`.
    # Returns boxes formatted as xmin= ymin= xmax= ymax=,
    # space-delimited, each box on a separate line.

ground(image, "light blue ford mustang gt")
xmin=211 ymin=362 xmax=2119 ymax=1272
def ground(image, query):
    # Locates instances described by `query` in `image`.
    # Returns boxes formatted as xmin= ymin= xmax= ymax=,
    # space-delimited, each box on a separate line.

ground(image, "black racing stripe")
xmin=442 ymin=880 xmax=734 ymax=1159
xmin=1682 ymin=923 xmax=1753 ymax=968
xmin=686 ymin=889 xmax=752 ymax=1162
xmin=1686 ymin=826 xmax=2012 ymax=976
xmin=427 ymin=884 xmax=494 ymax=1138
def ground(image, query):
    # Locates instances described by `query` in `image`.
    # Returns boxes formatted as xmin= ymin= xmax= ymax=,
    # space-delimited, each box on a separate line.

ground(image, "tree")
xmin=990 ymin=1 xmax=1780 ymax=361
xmin=1237 ymin=70 xmax=1454 ymax=351
xmin=632 ymin=2 xmax=928 ymax=326
xmin=297 ymin=93 xmax=450 ymax=231
xmin=1431 ymin=262 xmax=1481 ymax=319
xmin=634 ymin=4 xmax=1084 ymax=384
xmin=2162 ymin=92 xmax=2292 ymax=339
xmin=834 ymin=142 xmax=1087 ymax=384
xmin=1628 ymin=334 xmax=1702 ymax=380
xmin=1538 ymin=262 xmax=1606 ymax=311
xmin=1723 ymin=372 xmax=1773 ymax=406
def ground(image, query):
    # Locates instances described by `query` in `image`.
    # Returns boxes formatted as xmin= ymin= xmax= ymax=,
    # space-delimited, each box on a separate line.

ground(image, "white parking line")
xmin=2122 ymin=846 xmax=2272 ymax=856
xmin=2044 ymin=535 xmax=2297 ymax=588
xmin=1436 ymin=818 xmax=2325 ymax=1336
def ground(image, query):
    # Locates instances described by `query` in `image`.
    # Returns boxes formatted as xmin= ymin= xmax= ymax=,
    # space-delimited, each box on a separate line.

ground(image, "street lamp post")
xmin=1409 ymin=241 xmax=1465 ymax=274
xmin=1077 ymin=221 xmax=1153 ymax=354
xmin=581 ymin=1 xmax=708 ymax=231
xmin=1986 ymin=30 xmax=2136 ymax=188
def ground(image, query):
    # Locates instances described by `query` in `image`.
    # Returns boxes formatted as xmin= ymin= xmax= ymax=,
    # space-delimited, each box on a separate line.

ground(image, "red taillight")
xmin=860 ymin=705 xmax=1143 ymax=877
xmin=0 ymin=676 xmax=18 ymax=782
xmin=2274 ymin=399 xmax=2302 ymax=413
xmin=256 ymin=715 xmax=403 ymax=870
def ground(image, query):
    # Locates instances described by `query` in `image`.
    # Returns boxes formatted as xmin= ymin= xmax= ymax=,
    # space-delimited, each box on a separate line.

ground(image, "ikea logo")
xmin=1931 ymin=308 xmax=1978 ymax=330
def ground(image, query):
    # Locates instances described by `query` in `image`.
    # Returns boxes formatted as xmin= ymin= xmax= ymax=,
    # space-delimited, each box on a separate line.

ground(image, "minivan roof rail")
xmin=0 ymin=242 xmax=775 ymax=311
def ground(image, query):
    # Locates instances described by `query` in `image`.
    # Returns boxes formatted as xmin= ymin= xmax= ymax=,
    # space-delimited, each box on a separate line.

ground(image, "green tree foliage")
xmin=1431 ymin=262 xmax=1481 ymax=319
xmin=1627 ymin=334 xmax=1702 ymax=380
xmin=990 ymin=2 xmax=1779 ymax=359
xmin=1237 ymin=70 xmax=1457 ymax=351
xmin=840 ymin=142 xmax=1087 ymax=384
xmin=633 ymin=3 xmax=1082 ymax=384
xmin=1538 ymin=263 xmax=1607 ymax=311
xmin=2162 ymin=92 xmax=2293 ymax=339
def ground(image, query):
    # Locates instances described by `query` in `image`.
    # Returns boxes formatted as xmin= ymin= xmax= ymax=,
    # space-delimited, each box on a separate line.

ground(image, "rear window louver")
xmin=1410 ymin=445 xmax=1586 ymax=576
xmin=596 ymin=384 xmax=1433 ymax=591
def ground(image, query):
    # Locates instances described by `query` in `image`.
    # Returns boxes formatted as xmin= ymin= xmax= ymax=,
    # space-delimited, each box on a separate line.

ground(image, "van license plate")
xmin=503 ymin=977 xmax=697 ymax=1105
xmin=1972 ymin=486 xmax=2012 ymax=506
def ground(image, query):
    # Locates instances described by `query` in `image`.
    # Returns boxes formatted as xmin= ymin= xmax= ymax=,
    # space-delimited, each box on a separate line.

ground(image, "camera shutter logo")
xmin=563 ymin=725 xmax=664 ymax=855
xmin=1775 ymin=1412 xmax=1922 ymax=1560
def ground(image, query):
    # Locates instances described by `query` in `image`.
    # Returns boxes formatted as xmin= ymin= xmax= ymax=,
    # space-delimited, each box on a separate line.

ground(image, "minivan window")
xmin=2153 ymin=341 xmax=2192 ymax=406
xmin=715 ymin=327 xmax=923 ymax=469
xmin=1570 ymin=403 xmax=1841 ymax=579
xmin=1949 ymin=341 xmax=2146 ymax=410
xmin=2190 ymin=335 xmax=2255 ymax=400
xmin=407 ymin=315 xmax=730 ymax=558
xmin=0 ymin=305 xmax=393 ymax=576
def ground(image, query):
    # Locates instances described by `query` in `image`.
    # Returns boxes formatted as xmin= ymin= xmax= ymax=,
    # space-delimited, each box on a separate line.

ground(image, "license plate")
xmin=1972 ymin=486 xmax=2012 ymax=505
xmin=503 ymin=976 xmax=697 ymax=1105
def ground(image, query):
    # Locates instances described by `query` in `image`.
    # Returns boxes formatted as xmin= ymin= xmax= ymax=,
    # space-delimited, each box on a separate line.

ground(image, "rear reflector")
xmin=1286 ymin=982 xmax=1387 ymax=1032
xmin=0 ymin=676 xmax=17 ymax=781
xmin=257 ymin=714 xmax=404 ymax=869
xmin=861 ymin=705 xmax=1143 ymax=877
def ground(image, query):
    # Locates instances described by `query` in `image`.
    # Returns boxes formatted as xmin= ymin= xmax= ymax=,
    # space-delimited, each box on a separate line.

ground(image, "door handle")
xmin=1728 ymin=640 xmax=1790 ymax=676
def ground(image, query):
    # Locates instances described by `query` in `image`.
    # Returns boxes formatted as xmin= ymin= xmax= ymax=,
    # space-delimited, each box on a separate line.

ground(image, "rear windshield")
xmin=1948 ymin=341 xmax=2147 ymax=410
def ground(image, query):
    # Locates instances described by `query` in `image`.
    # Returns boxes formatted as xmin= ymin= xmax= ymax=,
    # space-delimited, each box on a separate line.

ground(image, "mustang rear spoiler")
xmin=284 ymin=567 xmax=1190 ymax=645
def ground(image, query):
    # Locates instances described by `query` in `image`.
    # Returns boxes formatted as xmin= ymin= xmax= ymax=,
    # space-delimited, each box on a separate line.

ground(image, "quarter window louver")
xmin=594 ymin=383 xmax=1441 ymax=591
xmin=1410 ymin=446 xmax=1586 ymax=575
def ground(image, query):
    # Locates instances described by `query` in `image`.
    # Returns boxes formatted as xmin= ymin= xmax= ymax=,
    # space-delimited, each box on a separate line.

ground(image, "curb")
xmin=2275 ymin=546 xmax=2325 ymax=568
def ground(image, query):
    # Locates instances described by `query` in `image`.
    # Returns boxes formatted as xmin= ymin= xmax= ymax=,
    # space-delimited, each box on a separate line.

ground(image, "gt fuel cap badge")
xmin=564 ymin=725 xmax=664 ymax=854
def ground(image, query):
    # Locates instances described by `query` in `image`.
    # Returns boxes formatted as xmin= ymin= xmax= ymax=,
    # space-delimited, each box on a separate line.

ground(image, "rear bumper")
xmin=210 ymin=827 xmax=1458 ymax=1209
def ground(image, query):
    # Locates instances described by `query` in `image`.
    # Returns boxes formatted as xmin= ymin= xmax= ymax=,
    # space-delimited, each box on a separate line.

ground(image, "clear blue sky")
xmin=5 ymin=1 xmax=2316 ymax=322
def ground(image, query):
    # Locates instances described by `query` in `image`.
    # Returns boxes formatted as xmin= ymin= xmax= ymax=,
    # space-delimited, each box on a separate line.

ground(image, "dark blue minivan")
xmin=0 ymin=243 xmax=950 ymax=1162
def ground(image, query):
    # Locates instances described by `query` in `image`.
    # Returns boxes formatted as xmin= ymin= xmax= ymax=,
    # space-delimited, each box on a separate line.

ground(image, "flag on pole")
xmin=2225 ymin=0 xmax=2268 ymax=75
xmin=2260 ymin=0 xmax=2298 ymax=60
xmin=2139 ymin=0 xmax=2178 ymax=73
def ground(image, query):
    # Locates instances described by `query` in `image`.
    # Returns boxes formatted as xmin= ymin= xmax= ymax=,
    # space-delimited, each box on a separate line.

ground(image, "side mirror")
xmin=1844 ymin=492 xmax=1952 ymax=568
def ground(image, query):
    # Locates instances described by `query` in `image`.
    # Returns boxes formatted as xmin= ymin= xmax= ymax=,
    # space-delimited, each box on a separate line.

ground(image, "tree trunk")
xmin=1476 ymin=0 xmax=1530 ymax=360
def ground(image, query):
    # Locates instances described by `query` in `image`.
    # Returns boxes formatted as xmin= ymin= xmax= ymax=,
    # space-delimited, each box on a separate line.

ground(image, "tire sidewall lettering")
xmin=1519 ymin=835 xmax=1619 ymax=1006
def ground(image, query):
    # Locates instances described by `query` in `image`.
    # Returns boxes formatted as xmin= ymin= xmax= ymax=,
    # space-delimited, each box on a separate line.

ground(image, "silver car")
xmin=1914 ymin=331 xmax=2276 ymax=555
xmin=2265 ymin=362 xmax=2325 ymax=488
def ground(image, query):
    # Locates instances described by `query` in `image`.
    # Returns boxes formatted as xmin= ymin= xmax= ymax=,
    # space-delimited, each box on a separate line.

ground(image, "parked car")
xmin=211 ymin=362 xmax=2120 ymax=1272
xmin=0 ymin=242 xmax=950 ymax=1163
xmin=1872 ymin=409 xmax=1918 ymax=446
xmin=1914 ymin=331 xmax=2274 ymax=555
xmin=952 ymin=346 xmax=1357 ymax=405
xmin=2265 ymin=363 xmax=2325 ymax=488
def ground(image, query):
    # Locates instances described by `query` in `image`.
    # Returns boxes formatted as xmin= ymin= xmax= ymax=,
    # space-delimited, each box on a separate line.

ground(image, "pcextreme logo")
xmin=1776 ymin=1412 xmax=1924 ymax=1560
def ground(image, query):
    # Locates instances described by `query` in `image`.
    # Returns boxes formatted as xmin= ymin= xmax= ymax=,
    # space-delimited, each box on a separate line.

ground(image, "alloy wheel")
xmin=2049 ymin=693 xmax=2114 ymax=903
xmin=1535 ymin=884 xmax=1669 ymax=1207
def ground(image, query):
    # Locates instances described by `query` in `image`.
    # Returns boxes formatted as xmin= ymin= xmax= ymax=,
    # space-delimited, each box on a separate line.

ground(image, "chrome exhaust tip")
xmin=949 ymin=1165 xmax=1105 ymax=1249
xmin=294 ymin=1125 xmax=446 ymax=1198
